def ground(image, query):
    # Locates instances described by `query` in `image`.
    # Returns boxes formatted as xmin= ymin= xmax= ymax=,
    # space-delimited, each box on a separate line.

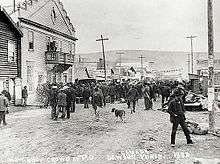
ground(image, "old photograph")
xmin=0 ymin=0 xmax=220 ymax=163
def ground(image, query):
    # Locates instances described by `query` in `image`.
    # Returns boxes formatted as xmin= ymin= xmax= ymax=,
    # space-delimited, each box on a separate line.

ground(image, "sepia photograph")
xmin=0 ymin=0 xmax=220 ymax=163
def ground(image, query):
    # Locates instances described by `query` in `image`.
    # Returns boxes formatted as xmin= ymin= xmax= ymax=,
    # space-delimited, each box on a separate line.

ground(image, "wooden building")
xmin=0 ymin=6 xmax=23 ymax=104
xmin=10 ymin=0 xmax=77 ymax=105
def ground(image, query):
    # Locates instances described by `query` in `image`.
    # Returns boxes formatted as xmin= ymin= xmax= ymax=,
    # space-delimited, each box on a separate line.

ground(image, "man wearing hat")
xmin=167 ymin=89 xmax=193 ymax=147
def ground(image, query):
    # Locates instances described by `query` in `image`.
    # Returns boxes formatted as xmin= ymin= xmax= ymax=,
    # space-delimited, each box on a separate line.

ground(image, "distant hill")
xmin=78 ymin=50 xmax=220 ymax=72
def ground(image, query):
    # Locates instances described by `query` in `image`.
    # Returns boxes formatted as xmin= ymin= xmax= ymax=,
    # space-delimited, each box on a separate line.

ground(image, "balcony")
xmin=45 ymin=51 xmax=74 ymax=65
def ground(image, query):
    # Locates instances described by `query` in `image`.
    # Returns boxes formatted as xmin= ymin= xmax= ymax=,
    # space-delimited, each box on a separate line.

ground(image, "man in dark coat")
xmin=167 ymin=89 xmax=193 ymax=147
xmin=142 ymin=83 xmax=152 ymax=110
xmin=49 ymin=86 xmax=58 ymax=120
xmin=22 ymin=86 xmax=28 ymax=106
xmin=100 ymin=83 xmax=109 ymax=107
xmin=161 ymin=85 xmax=171 ymax=107
xmin=56 ymin=90 xmax=67 ymax=120
xmin=127 ymin=85 xmax=139 ymax=114
xmin=65 ymin=85 xmax=76 ymax=118
xmin=92 ymin=87 xmax=103 ymax=117
xmin=109 ymin=84 xmax=116 ymax=104
xmin=82 ymin=85 xmax=91 ymax=108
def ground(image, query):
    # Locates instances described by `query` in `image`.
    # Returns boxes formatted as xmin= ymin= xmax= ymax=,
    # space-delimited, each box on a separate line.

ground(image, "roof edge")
xmin=0 ymin=6 xmax=23 ymax=37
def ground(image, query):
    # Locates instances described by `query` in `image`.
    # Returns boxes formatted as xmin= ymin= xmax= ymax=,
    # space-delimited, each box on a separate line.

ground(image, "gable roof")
xmin=0 ymin=6 xmax=23 ymax=37
xmin=12 ymin=0 xmax=76 ymax=38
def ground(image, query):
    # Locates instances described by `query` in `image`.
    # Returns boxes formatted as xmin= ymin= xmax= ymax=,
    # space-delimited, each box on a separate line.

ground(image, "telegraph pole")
xmin=138 ymin=55 xmax=146 ymax=79
xmin=96 ymin=35 xmax=109 ymax=81
xmin=187 ymin=53 xmax=190 ymax=74
xmin=116 ymin=52 xmax=125 ymax=81
xmin=186 ymin=35 xmax=197 ymax=74
xmin=207 ymin=0 xmax=215 ymax=132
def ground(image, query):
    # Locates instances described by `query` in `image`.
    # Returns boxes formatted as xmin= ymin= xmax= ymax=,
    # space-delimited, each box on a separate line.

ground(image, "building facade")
xmin=11 ymin=0 xmax=77 ymax=104
xmin=0 ymin=6 xmax=23 ymax=104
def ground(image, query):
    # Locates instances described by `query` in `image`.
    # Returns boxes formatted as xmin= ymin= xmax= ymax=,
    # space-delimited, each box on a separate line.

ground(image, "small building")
xmin=0 ymin=6 xmax=23 ymax=104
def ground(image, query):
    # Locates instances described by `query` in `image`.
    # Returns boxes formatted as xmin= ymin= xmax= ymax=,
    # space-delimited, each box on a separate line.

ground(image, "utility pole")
xmin=138 ymin=55 xmax=146 ymax=79
xmin=116 ymin=52 xmax=125 ymax=81
xmin=96 ymin=35 xmax=109 ymax=81
xmin=187 ymin=53 xmax=191 ymax=74
xmin=186 ymin=35 xmax=197 ymax=74
xmin=207 ymin=0 xmax=215 ymax=132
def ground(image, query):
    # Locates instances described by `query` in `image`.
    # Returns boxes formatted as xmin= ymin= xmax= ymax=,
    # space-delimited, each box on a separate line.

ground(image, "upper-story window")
xmin=46 ymin=37 xmax=58 ymax=51
xmin=28 ymin=31 xmax=34 ymax=50
xmin=69 ymin=42 xmax=72 ymax=53
xmin=8 ymin=40 xmax=15 ymax=62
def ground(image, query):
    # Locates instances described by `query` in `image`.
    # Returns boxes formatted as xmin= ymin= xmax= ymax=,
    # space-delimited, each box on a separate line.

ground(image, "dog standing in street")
xmin=111 ymin=108 xmax=126 ymax=123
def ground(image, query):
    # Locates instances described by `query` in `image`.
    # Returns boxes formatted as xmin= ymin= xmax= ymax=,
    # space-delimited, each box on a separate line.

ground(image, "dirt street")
xmin=0 ymin=99 xmax=219 ymax=164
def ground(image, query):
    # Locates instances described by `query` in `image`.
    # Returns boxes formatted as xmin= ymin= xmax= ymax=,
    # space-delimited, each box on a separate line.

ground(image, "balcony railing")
xmin=45 ymin=51 xmax=74 ymax=65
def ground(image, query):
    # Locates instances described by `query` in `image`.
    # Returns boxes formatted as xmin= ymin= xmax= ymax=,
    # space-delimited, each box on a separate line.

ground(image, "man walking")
xmin=22 ymin=86 xmax=28 ymax=106
xmin=56 ymin=89 xmax=67 ymax=120
xmin=142 ymin=83 xmax=152 ymax=110
xmin=82 ymin=85 xmax=91 ymax=109
xmin=167 ymin=89 xmax=193 ymax=147
xmin=127 ymin=85 xmax=139 ymax=114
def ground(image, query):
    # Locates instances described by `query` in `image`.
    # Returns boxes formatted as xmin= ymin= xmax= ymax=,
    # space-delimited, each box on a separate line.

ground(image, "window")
xmin=28 ymin=31 xmax=34 ymax=50
xmin=8 ymin=40 xmax=15 ymax=62
xmin=27 ymin=62 xmax=33 ymax=91
xmin=69 ymin=42 xmax=72 ymax=53
xmin=63 ymin=73 xmax=68 ymax=83
xmin=46 ymin=37 xmax=50 ymax=51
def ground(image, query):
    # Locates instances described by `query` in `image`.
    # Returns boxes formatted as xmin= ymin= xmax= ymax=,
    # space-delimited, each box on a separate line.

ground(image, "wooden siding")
xmin=0 ymin=20 xmax=20 ymax=78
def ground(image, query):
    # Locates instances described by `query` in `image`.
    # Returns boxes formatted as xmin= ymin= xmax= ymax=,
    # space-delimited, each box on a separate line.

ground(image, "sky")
xmin=1 ymin=0 xmax=220 ymax=54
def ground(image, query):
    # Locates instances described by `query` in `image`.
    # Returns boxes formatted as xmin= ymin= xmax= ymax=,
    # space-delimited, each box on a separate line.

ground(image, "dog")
xmin=111 ymin=108 xmax=125 ymax=122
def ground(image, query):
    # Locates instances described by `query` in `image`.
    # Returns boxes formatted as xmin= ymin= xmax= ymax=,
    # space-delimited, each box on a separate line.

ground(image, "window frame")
xmin=28 ymin=31 xmax=34 ymax=51
xmin=7 ymin=40 xmax=16 ymax=63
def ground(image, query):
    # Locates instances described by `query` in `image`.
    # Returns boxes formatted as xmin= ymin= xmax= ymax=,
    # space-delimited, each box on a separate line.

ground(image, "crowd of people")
xmin=34 ymin=79 xmax=191 ymax=120
xmin=0 ymin=79 xmax=193 ymax=147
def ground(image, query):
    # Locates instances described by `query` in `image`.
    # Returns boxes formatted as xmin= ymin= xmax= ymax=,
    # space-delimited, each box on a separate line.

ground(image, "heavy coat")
xmin=127 ymin=87 xmax=139 ymax=101
xmin=57 ymin=92 xmax=67 ymax=107
xmin=0 ymin=94 xmax=9 ymax=112
xmin=167 ymin=97 xmax=186 ymax=122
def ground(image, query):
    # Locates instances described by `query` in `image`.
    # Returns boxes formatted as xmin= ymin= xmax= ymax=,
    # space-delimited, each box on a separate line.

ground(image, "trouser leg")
xmin=0 ymin=112 xmax=3 ymax=125
xmin=56 ymin=106 xmax=60 ymax=118
xmin=171 ymin=119 xmax=179 ymax=144
xmin=144 ymin=98 xmax=148 ymax=110
xmin=72 ymin=102 xmax=76 ymax=112
xmin=127 ymin=100 xmax=130 ymax=108
xmin=84 ymin=99 xmax=86 ymax=108
xmin=149 ymin=99 xmax=153 ymax=109
xmin=62 ymin=107 xmax=66 ymax=118
xmin=162 ymin=95 xmax=165 ymax=104
xmin=66 ymin=105 xmax=70 ymax=119
xmin=179 ymin=120 xmax=192 ymax=143
xmin=103 ymin=96 xmax=106 ymax=106
xmin=51 ymin=105 xmax=57 ymax=119
xmin=132 ymin=100 xmax=136 ymax=112
xmin=2 ymin=113 xmax=6 ymax=125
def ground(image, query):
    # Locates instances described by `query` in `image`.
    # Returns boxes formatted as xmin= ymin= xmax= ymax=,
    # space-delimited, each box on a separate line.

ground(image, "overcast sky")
xmin=1 ymin=0 xmax=220 ymax=54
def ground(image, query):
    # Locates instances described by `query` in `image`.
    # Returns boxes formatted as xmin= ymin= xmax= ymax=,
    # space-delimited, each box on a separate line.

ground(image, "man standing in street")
xmin=127 ymin=85 xmax=139 ymax=114
xmin=0 ymin=92 xmax=9 ymax=126
xmin=56 ymin=89 xmax=67 ymax=120
xmin=49 ymin=85 xmax=58 ymax=120
xmin=142 ymin=83 xmax=152 ymax=110
xmin=82 ymin=85 xmax=91 ymax=109
xmin=167 ymin=89 xmax=193 ymax=147
xmin=22 ymin=86 xmax=28 ymax=107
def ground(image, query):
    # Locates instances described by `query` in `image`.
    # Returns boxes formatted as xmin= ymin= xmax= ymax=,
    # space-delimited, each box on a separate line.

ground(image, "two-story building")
xmin=0 ymin=6 xmax=23 ymax=104
xmin=11 ymin=0 xmax=77 ymax=104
